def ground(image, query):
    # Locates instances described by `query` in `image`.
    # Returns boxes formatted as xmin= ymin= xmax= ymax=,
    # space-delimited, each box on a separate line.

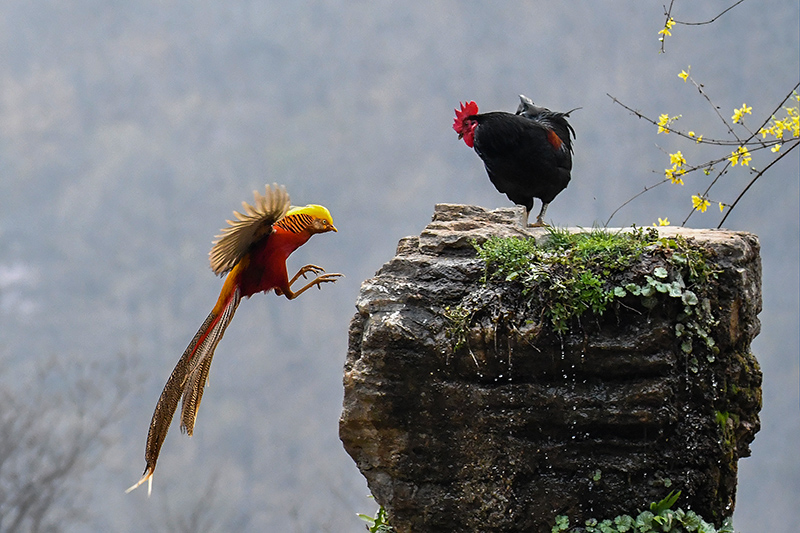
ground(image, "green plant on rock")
xmin=447 ymin=227 xmax=722 ymax=374
xmin=551 ymin=491 xmax=736 ymax=533
xmin=475 ymin=227 xmax=659 ymax=334
xmin=443 ymin=304 xmax=473 ymax=352
xmin=358 ymin=503 xmax=393 ymax=533
xmin=472 ymin=227 xmax=717 ymax=338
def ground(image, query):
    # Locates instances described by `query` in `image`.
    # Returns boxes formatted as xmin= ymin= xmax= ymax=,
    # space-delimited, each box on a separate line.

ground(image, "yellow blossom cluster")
xmin=687 ymin=131 xmax=703 ymax=143
xmin=664 ymin=150 xmax=686 ymax=184
xmin=647 ymin=70 xmax=795 ymax=221
xmin=759 ymin=93 xmax=800 ymax=153
xmin=728 ymin=146 xmax=752 ymax=167
xmin=658 ymin=17 xmax=675 ymax=39
xmin=657 ymin=113 xmax=681 ymax=134
xmin=691 ymin=195 xmax=711 ymax=213
xmin=731 ymin=103 xmax=752 ymax=124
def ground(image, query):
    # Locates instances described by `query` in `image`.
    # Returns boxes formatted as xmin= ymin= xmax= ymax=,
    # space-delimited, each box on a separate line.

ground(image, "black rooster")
xmin=453 ymin=95 xmax=576 ymax=226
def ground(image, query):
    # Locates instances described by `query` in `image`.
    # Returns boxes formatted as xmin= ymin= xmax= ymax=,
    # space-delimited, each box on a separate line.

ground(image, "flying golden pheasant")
xmin=127 ymin=184 xmax=341 ymax=495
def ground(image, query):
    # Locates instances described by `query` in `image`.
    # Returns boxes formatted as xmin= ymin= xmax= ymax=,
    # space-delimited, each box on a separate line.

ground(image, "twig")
xmin=607 ymin=93 xmax=757 ymax=146
xmin=688 ymin=78 xmax=743 ymax=143
xmin=684 ymin=83 xmax=800 ymax=224
xmin=605 ymin=178 xmax=669 ymax=227
xmin=671 ymin=0 xmax=747 ymax=26
xmin=716 ymin=140 xmax=799 ymax=228
xmin=661 ymin=1 xmax=747 ymax=53
xmin=660 ymin=0 xmax=676 ymax=53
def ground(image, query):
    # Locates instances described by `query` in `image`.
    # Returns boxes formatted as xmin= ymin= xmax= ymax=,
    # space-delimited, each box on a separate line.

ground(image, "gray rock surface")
xmin=340 ymin=204 xmax=762 ymax=532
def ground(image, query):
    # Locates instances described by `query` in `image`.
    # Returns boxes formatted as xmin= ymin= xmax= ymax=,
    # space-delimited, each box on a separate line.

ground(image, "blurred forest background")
xmin=0 ymin=1 xmax=797 ymax=531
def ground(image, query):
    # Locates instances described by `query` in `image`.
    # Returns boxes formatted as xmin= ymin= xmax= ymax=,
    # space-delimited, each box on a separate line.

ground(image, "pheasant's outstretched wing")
xmin=208 ymin=183 xmax=291 ymax=275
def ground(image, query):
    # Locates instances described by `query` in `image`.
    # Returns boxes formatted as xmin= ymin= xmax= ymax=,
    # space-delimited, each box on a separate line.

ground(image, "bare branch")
xmin=660 ymin=0 xmax=676 ymax=53
xmin=607 ymin=93 xmax=769 ymax=147
xmin=717 ymin=140 xmax=799 ymax=228
xmin=683 ymin=84 xmax=800 ymax=224
xmin=671 ymin=0 xmax=748 ymax=26
xmin=688 ymin=78 xmax=743 ymax=143
xmin=604 ymin=177 xmax=669 ymax=227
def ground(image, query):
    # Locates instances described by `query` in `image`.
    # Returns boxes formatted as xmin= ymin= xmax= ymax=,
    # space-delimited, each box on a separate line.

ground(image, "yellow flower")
xmin=740 ymin=148 xmax=752 ymax=166
xmin=665 ymin=166 xmax=684 ymax=185
xmin=692 ymin=195 xmax=711 ymax=213
xmin=687 ymin=131 xmax=695 ymax=137
xmin=729 ymin=146 xmax=751 ymax=166
xmin=772 ymin=144 xmax=782 ymax=153
xmin=719 ymin=203 xmax=725 ymax=213
xmin=696 ymin=135 xmax=703 ymax=143
xmin=659 ymin=17 xmax=675 ymax=37
xmin=658 ymin=217 xmax=670 ymax=226
xmin=657 ymin=113 xmax=680 ymax=134
xmin=773 ymin=119 xmax=786 ymax=139
xmin=678 ymin=67 xmax=690 ymax=82
xmin=657 ymin=114 xmax=670 ymax=134
xmin=669 ymin=150 xmax=686 ymax=166
xmin=732 ymin=103 xmax=752 ymax=124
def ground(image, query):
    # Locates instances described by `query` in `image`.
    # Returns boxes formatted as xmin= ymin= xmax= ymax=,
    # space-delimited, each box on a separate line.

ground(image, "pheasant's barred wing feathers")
xmin=209 ymin=184 xmax=291 ymax=275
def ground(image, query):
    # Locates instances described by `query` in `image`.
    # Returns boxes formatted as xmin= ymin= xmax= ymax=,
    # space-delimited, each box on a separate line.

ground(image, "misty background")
xmin=0 ymin=1 xmax=797 ymax=531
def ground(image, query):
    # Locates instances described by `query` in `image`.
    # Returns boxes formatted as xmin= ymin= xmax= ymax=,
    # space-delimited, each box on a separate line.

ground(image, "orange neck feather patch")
xmin=546 ymin=129 xmax=563 ymax=150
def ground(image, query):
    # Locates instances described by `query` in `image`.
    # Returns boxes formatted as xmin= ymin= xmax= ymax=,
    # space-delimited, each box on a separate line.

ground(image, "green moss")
xmin=475 ymin=227 xmax=660 ymax=333
xmin=465 ymin=227 xmax=718 ymax=342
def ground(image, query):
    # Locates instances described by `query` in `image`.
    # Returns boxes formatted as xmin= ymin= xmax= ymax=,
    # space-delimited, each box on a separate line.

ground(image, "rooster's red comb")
xmin=453 ymin=101 xmax=479 ymax=133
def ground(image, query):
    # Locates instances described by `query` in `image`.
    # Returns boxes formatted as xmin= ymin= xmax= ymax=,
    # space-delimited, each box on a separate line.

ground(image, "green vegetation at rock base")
xmin=551 ymin=491 xmax=735 ymax=533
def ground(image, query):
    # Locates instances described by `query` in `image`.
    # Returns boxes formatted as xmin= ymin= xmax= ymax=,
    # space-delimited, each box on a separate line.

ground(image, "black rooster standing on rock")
xmin=453 ymin=95 xmax=577 ymax=226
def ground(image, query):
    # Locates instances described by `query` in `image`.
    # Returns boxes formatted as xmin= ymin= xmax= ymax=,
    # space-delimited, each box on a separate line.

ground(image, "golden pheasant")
xmin=127 ymin=184 xmax=341 ymax=494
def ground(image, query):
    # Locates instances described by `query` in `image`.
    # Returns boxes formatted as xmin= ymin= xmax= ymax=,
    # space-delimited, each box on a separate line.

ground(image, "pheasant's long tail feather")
xmin=180 ymin=288 xmax=241 ymax=435
xmin=127 ymin=286 xmax=241 ymax=494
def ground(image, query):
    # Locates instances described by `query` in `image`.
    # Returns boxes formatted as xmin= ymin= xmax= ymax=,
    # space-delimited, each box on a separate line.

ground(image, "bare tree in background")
xmin=0 ymin=355 xmax=131 ymax=532
xmin=152 ymin=473 xmax=234 ymax=533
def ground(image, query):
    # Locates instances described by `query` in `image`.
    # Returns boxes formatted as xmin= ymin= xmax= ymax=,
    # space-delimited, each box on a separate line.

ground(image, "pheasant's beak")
xmin=458 ymin=133 xmax=464 ymax=140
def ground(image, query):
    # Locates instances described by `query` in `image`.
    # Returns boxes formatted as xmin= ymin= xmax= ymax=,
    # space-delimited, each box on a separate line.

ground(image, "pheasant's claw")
xmin=300 ymin=264 xmax=326 ymax=279
xmin=315 ymin=272 xmax=343 ymax=288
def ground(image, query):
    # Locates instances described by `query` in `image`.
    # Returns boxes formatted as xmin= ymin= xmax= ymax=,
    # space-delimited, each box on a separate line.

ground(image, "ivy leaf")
xmin=625 ymin=283 xmax=642 ymax=296
xmin=654 ymin=266 xmax=669 ymax=279
xmin=682 ymin=290 xmax=699 ymax=306
xmin=668 ymin=282 xmax=683 ymax=298
xmin=614 ymin=514 xmax=634 ymax=532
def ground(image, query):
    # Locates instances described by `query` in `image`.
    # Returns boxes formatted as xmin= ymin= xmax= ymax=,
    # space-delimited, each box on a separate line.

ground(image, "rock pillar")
xmin=340 ymin=204 xmax=762 ymax=532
